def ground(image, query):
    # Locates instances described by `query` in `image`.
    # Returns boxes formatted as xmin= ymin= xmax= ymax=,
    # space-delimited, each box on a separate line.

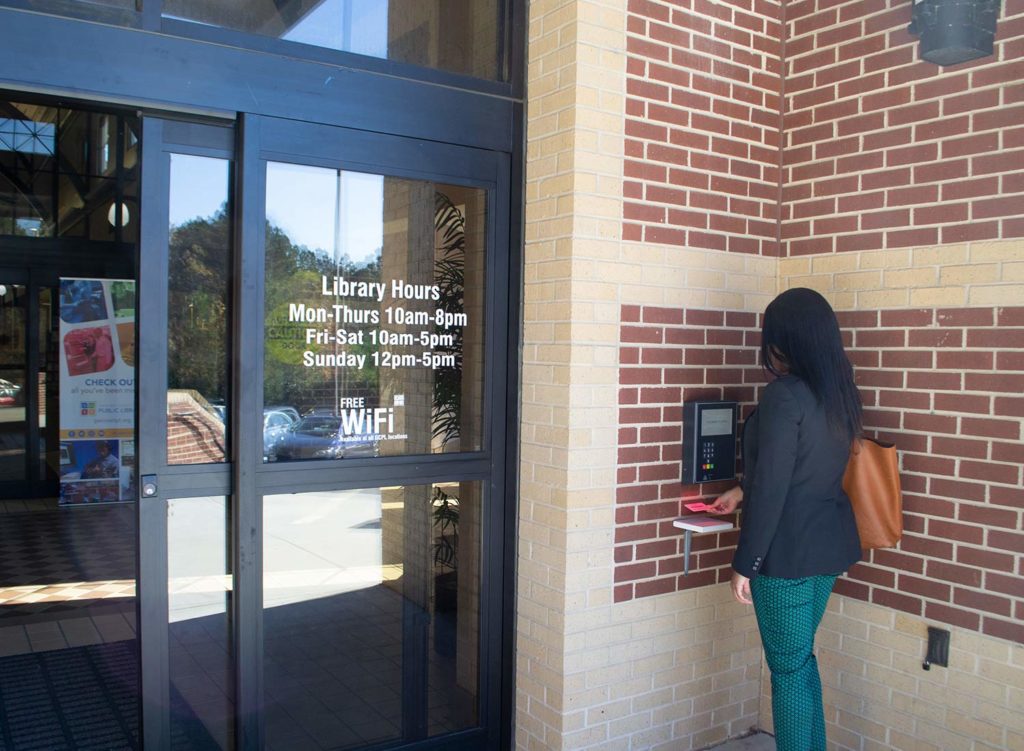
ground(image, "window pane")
xmin=39 ymin=288 xmax=55 ymax=481
xmin=263 ymin=482 xmax=480 ymax=746
xmin=168 ymin=496 xmax=234 ymax=749
xmin=263 ymin=163 xmax=485 ymax=462
xmin=93 ymin=0 xmax=136 ymax=10
xmin=0 ymin=101 xmax=139 ymax=242
xmin=167 ymin=155 xmax=232 ymax=465
xmin=162 ymin=0 xmax=504 ymax=81
xmin=0 ymin=284 xmax=27 ymax=481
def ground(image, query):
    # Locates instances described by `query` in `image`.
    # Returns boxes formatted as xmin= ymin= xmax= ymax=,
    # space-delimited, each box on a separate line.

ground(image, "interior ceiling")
xmin=1 ymin=100 xmax=136 ymax=237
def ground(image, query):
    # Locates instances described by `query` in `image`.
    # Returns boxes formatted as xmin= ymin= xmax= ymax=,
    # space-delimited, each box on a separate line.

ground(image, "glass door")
xmin=0 ymin=277 xmax=28 ymax=486
xmin=137 ymin=117 xmax=236 ymax=751
xmin=247 ymin=116 xmax=511 ymax=751
xmin=138 ymin=114 xmax=513 ymax=751
xmin=0 ymin=272 xmax=57 ymax=497
xmin=0 ymin=96 xmax=142 ymax=751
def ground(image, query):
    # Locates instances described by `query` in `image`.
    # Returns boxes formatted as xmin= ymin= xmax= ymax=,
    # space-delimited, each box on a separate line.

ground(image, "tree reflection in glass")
xmin=166 ymin=155 xmax=231 ymax=465
xmin=262 ymin=164 xmax=484 ymax=461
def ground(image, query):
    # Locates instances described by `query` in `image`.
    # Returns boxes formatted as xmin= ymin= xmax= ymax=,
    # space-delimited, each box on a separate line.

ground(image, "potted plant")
xmin=431 ymin=192 xmax=466 ymax=656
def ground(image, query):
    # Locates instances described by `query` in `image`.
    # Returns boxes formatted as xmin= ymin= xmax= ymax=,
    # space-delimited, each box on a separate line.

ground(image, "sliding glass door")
xmin=137 ymin=114 xmax=512 ymax=750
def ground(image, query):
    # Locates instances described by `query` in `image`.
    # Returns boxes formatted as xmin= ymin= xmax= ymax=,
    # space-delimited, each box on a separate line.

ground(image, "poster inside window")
xmin=58 ymin=278 xmax=136 ymax=504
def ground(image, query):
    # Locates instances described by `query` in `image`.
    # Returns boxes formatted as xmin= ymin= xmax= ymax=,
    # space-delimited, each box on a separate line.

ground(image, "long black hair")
xmin=761 ymin=288 xmax=862 ymax=440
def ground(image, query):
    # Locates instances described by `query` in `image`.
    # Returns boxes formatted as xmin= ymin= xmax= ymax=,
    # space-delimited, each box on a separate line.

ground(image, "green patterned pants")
xmin=750 ymin=574 xmax=837 ymax=751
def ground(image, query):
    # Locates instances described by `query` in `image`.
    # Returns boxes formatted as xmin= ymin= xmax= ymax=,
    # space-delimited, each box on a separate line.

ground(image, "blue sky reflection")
xmin=266 ymin=163 xmax=384 ymax=266
xmin=169 ymin=156 xmax=384 ymax=268
xmin=282 ymin=0 xmax=388 ymax=58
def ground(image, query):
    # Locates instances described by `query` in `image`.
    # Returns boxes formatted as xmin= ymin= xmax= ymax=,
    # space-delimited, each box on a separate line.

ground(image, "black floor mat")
xmin=0 ymin=641 xmax=220 ymax=750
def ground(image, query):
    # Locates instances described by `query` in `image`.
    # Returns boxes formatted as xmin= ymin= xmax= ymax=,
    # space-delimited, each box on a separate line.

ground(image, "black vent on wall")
xmin=922 ymin=627 xmax=951 ymax=670
xmin=908 ymin=0 xmax=1002 ymax=65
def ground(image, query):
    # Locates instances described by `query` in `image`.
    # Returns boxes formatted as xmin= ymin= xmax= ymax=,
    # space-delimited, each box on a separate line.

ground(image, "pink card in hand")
xmin=685 ymin=502 xmax=710 ymax=512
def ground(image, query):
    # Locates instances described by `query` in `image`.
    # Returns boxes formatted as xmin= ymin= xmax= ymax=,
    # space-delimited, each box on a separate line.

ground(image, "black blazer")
xmin=733 ymin=375 xmax=861 ymax=579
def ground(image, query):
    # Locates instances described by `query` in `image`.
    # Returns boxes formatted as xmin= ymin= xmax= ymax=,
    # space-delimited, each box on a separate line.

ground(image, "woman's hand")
xmin=731 ymin=572 xmax=752 ymax=605
xmin=707 ymin=485 xmax=742 ymax=515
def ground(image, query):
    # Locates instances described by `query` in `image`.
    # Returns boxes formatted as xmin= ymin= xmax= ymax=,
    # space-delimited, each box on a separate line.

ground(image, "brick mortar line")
xmin=866 ymin=410 xmax=1022 ymax=419
xmin=625 ymin=130 xmax=778 ymax=159
xmin=784 ymin=135 xmax=1022 ymax=160
xmin=784 ymin=171 xmax=1024 ymax=188
xmin=900 ymin=477 xmax=1022 ymax=491
xmin=626 ymin=23 xmax=780 ymax=47
xmin=864 ymin=403 xmax=1024 ymax=409
xmin=627 ymin=6 xmax=782 ymax=37
xmin=617 ymin=463 xmax=1022 ymax=478
xmin=622 ymin=336 xmax=1015 ymax=346
xmin=624 ymin=189 xmax=780 ymax=204
xmin=785 ymin=196 xmax=1024 ymax=213
xmin=626 ymin=98 xmax=779 ymax=125
xmin=783 ymin=159 xmax=1024 ymax=181
xmin=892 ymin=497 xmax=1019 ymax=516
xmin=786 ymin=109 xmax=1022 ymax=130
xmin=786 ymin=2 xmax=1021 ymax=40
xmin=784 ymin=72 xmax=1022 ymax=101
xmin=841 ymin=583 xmax=1022 ymax=611
xmin=790 ymin=94 xmax=1019 ymax=125
xmin=787 ymin=9 xmax=1024 ymax=48
xmin=624 ymin=56 xmax=782 ymax=88
xmin=614 ymin=381 xmax=1015 ymax=387
xmin=625 ymin=96 xmax=780 ymax=129
xmin=631 ymin=221 xmax=1022 ymax=236
xmin=622 ymin=311 xmax=1024 ymax=319
xmin=856 ymin=346 xmax=1024 ymax=352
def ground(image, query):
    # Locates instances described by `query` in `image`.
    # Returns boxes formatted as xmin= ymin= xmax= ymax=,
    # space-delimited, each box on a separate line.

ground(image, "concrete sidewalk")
xmin=703 ymin=732 xmax=775 ymax=751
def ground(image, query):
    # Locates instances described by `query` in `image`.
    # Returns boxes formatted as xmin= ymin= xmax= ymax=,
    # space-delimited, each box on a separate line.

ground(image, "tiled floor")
xmin=0 ymin=501 xmax=138 ymax=657
xmin=1 ymin=494 xmax=477 ymax=750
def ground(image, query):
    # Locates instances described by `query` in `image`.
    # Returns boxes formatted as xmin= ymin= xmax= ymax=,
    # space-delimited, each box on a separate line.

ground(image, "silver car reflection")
xmin=0 ymin=378 xmax=21 ymax=406
xmin=272 ymin=415 xmax=377 ymax=461
xmin=263 ymin=408 xmax=298 ymax=461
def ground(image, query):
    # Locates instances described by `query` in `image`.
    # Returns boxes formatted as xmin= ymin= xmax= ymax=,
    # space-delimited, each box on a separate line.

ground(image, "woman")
xmin=708 ymin=287 xmax=862 ymax=751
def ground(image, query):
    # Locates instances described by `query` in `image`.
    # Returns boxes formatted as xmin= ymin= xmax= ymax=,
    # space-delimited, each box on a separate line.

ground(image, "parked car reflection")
xmin=267 ymin=405 xmax=300 ymax=424
xmin=0 ymin=378 xmax=21 ymax=407
xmin=263 ymin=408 xmax=298 ymax=461
xmin=271 ymin=415 xmax=377 ymax=462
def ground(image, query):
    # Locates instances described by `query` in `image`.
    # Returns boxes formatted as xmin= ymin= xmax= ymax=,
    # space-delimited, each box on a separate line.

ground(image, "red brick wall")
xmin=783 ymin=0 xmax=1024 ymax=255
xmin=615 ymin=305 xmax=763 ymax=601
xmin=838 ymin=306 xmax=1024 ymax=644
xmin=616 ymin=304 xmax=1024 ymax=643
xmin=625 ymin=0 xmax=1024 ymax=255
xmin=168 ymin=393 xmax=226 ymax=464
xmin=624 ymin=0 xmax=784 ymax=255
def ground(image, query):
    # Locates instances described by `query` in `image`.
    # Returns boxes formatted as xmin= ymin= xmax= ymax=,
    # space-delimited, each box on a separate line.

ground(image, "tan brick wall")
xmin=522 ymin=2 xmax=1024 ymax=751
xmin=769 ymin=246 xmax=1024 ymax=750
xmin=520 ymin=0 xmax=623 ymax=747
xmin=520 ymin=1 xmax=771 ymax=748
xmin=758 ymin=596 xmax=1024 ymax=751
xmin=779 ymin=239 xmax=1024 ymax=310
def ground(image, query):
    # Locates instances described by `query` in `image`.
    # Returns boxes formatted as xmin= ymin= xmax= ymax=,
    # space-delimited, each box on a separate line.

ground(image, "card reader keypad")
xmin=701 ymin=440 xmax=716 ymax=473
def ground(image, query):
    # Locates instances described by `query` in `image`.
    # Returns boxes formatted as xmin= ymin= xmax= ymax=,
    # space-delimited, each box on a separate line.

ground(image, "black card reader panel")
xmin=682 ymin=400 xmax=738 ymax=484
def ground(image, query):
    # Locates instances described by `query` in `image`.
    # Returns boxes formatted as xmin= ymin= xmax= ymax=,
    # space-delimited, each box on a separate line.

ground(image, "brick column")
xmin=519 ymin=1 xmax=630 ymax=747
xmin=520 ymin=1 xmax=778 ymax=749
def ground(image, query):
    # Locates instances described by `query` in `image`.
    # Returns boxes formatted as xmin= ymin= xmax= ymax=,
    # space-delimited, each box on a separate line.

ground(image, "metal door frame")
xmin=137 ymin=116 xmax=236 ymax=749
xmin=138 ymin=113 xmax=515 ymax=750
